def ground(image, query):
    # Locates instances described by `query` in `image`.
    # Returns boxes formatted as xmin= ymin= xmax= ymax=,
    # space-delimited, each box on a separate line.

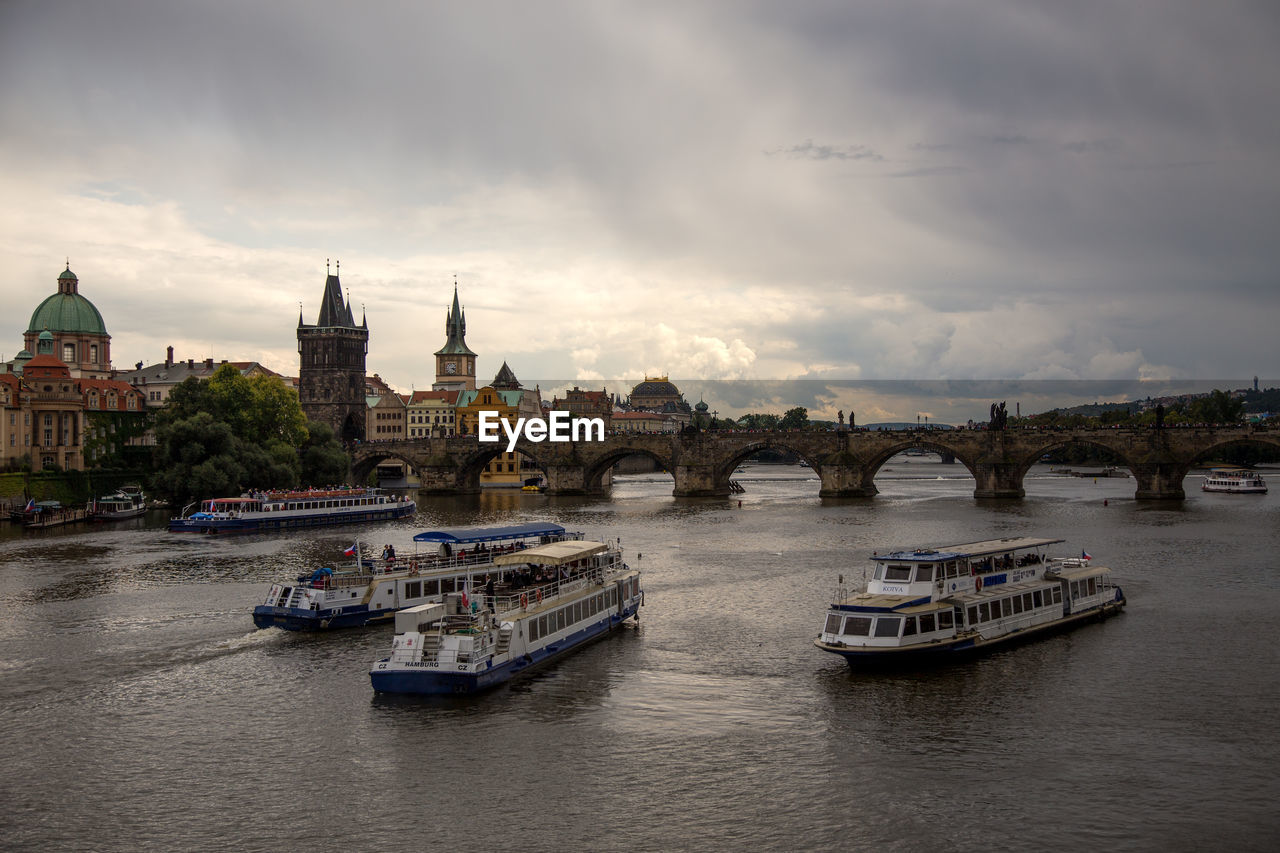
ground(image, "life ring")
xmin=409 ymin=559 xmax=419 ymax=576
xmin=535 ymin=588 xmax=543 ymax=603
xmin=975 ymin=576 xmax=983 ymax=591
xmin=520 ymin=593 xmax=528 ymax=609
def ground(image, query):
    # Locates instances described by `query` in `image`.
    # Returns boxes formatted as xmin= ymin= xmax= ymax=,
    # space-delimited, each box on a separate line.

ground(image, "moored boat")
xmin=1201 ymin=467 xmax=1267 ymax=494
xmin=90 ymin=485 xmax=147 ymax=521
xmin=371 ymin=539 xmax=641 ymax=695
xmin=815 ymin=537 xmax=1124 ymax=665
xmin=169 ymin=486 xmax=415 ymax=533
xmin=252 ymin=522 xmax=576 ymax=630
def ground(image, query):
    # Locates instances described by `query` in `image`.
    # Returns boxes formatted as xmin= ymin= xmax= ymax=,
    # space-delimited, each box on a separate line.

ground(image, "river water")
xmin=1 ymin=461 xmax=1276 ymax=852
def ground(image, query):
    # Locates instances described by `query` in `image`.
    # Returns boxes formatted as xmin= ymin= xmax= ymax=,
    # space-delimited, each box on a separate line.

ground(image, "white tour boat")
xmin=253 ymin=523 xmax=577 ymax=630
xmin=1201 ymin=468 xmax=1267 ymax=494
xmin=371 ymin=539 xmax=642 ymax=694
xmin=169 ymin=486 xmax=415 ymax=533
xmin=815 ymin=537 xmax=1125 ymax=664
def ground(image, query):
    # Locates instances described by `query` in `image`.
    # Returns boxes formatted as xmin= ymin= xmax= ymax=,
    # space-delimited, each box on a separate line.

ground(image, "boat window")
xmin=872 ymin=565 xmax=885 ymax=580
xmin=885 ymin=564 xmax=913 ymax=581
xmin=938 ymin=610 xmax=953 ymax=629
xmin=1087 ymin=577 xmax=1097 ymax=596
xmin=424 ymin=579 xmax=439 ymax=596
xmin=841 ymin=617 xmax=872 ymax=637
xmin=1052 ymin=587 xmax=1063 ymax=604
xmin=978 ymin=603 xmax=989 ymax=622
xmin=902 ymin=616 xmax=917 ymax=636
xmin=538 ymin=615 xmax=548 ymax=636
xmin=1022 ymin=593 xmax=1034 ymax=611
xmin=825 ymin=614 xmax=842 ymax=634
xmin=1001 ymin=598 xmax=1013 ymax=618
xmin=529 ymin=620 xmax=540 ymax=641
xmin=1033 ymin=590 xmax=1043 ymax=608
xmin=945 ymin=561 xmax=958 ymax=578
xmin=919 ymin=613 xmax=936 ymax=633
xmin=967 ymin=606 xmax=978 ymax=626
xmin=1070 ymin=581 xmax=1080 ymax=599
xmin=873 ymin=617 xmax=901 ymax=638
xmin=557 ymin=609 xmax=566 ymax=630
xmin=914 ymin=564 xmax=934 ymax=582
xmin=1012 ymin=596 xmax=1024 ymax=614
xmin=405 ymin=581 xmax=421 ymax=598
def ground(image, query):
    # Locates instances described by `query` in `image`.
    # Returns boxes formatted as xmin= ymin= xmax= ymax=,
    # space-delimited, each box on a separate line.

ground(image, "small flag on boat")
xmin=460 ymin=583 xmax=469 ymax=609
xmin=24 ymin=498 xmax=35 ymax=512
xmin=343 ymin=543 xmax=358 ymax=557
xmin=1081 ymin=551 xmax=1092 ymax=560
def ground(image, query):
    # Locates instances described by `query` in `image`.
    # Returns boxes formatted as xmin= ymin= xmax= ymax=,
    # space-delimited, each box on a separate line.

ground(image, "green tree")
xmin=300 ymin=421 xmax=352 ymax=485
xmin=779 ymin=406 xmax=809 ymax=431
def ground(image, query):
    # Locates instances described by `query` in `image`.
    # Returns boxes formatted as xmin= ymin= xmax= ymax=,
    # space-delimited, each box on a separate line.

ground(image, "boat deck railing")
xmin=310 ymin=537 xmax=592 ymax=589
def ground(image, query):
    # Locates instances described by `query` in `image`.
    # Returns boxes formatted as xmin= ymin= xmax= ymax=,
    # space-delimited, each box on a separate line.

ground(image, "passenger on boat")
xmin=485 ymin=575 xmax=496 ymax=612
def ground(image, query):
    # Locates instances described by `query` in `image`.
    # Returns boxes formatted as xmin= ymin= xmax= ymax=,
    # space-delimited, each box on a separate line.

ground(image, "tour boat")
xmin=370 ymin=539 xmax=641 ymax=695
xmin=252 ymin=522 xmax=577 ymax=631
xmin=1201 ymin=468 xmax=1267 ymax=494
xmin=90 ymin=485 xmax=147 ymax=521
xmin=169 ymin=487 xmax=415 ymax=533
xmin=814 ymin=537 xmax=1125 ymax=665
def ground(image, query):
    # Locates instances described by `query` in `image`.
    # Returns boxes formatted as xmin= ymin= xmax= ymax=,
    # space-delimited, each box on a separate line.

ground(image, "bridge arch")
xmin=350 ymin=447 xmax=420 ymax=485
xmin=859 ymin=438 xmax=981 ymax=492
xmin=454 ymin=445 xmax=550 ymax=493
xmin=581 ymin=445 xmax=676 ymax=493
xmin=711 ymin=439 xmax=829 ymax=492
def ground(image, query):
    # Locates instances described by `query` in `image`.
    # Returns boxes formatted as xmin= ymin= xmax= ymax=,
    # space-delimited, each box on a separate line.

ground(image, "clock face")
xmin=445 ymin=362 xmax=457 ymax=374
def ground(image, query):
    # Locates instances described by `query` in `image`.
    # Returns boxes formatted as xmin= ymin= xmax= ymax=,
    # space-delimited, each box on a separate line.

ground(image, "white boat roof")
xmin=1051 ymin=564 xmax=1113 ymax=581
xmin=878 ymin=537 xmax=1064 ymax=562
xmin=492 ymin=540 xmax=608 ymax=566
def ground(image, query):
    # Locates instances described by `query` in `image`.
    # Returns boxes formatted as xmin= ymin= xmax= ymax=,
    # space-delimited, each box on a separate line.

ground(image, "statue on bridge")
xmin=837 ymin=410 xmax=845 ymax=430
xmin=990 ymin=401 xmax=1009 ymax=430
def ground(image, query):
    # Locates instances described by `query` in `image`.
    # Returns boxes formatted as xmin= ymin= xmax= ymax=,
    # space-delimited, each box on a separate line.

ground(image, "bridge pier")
xmin=972 ymin=462 xmax=1025 ymax=499
xmin=1130 ymin=462 xmax=1188 ymax=500
xmin=672 ymin=463 xmax=730 ymax=497
xmin=817 ymin=463 xmax=878 ymax=497
xmin=416 ymin=465 xmax=479 ymax=495
xmin=544 ymin=465 xmax=605 ymax=496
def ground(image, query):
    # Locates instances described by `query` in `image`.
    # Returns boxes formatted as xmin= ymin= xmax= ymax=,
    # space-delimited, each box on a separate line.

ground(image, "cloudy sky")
xmin=2 ymin=1 xmax=1275 ymax=422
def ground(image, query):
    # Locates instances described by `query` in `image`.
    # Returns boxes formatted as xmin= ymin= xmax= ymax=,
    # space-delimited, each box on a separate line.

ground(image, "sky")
xmin=2 ymin=1 xmax=1276 ymax=424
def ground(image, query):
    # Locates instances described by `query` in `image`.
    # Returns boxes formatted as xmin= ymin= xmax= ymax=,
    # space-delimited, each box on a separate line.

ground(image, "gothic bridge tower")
xmin=432 ymin=283 xmax=477 ymax=392
xmin=297 ymin=262 xmax=368 ymax=442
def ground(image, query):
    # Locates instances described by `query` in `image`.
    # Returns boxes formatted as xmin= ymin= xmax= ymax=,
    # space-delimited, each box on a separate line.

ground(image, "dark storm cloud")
xmin=2 ymin=0 xmax=1278 ymax=383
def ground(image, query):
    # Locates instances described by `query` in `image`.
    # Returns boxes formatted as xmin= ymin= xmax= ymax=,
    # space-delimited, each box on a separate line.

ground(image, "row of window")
xmin=826 ymin=583 xmax=1076 ymax=640
xmin=528 ymin=588 xmax=620 ymax=642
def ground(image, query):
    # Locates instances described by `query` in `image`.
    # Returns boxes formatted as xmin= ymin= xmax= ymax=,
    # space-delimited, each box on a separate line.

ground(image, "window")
xmin=873 ymin=617 xmax=901 ymax=638
xmin=841 ymin=617 xmax=872 ymax=636
xmin=90 ymin=344 xmax=98 ymax=362
xmin=63 ymin=343 xmax=76 ymax=362
xmin=1052 ymin=587 xmax=1063 ymax=604
xmin=1012 ymin=596 xmax=1024 ymax=614
xmin=919 ymin=613 xmax=936 ymax=633
xmin=967 ymin=606 xmax=978 ymax=625
xmin=914 ymin=564 xmax=934 ymax=582
xmin=405 ymin=581 xmax=421 ymax=598
xmin=825 ymin=613 xmax=841 ymax=634
xmin=903 ymin=616 xmax=918 ymax=636
xmin=1022 ymin=593 xmax=1034 ymax=611
xmin=1002 ymin=598 xmax=1013 ymax=617
xmin=1033 ymin=590 xmax=1043 ymax=608
xmin=884 ymin=564 xmax=912 ymax=581
xmin=938 ymin=611 xmax=953 ymax=629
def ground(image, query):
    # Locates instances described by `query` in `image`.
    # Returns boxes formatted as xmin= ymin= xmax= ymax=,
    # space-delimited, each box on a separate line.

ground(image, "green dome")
xmin=28 ymin=288 xmax=107 ymax=335
xmin=58 ymin=266 xmax=78 ymax=282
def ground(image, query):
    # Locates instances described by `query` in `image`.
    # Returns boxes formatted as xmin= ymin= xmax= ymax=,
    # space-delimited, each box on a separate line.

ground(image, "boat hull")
xmin=371 ymin=603 xmax=639 ymax=695
xmin=252 ymin=603 xmax=396 ymax=631
xmin=816 ymin=594 xmax=1125 ymax=667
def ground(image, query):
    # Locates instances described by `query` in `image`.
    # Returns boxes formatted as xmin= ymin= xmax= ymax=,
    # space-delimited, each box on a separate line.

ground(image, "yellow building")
xmin=456 ymin=363 xmax=543 ymax=486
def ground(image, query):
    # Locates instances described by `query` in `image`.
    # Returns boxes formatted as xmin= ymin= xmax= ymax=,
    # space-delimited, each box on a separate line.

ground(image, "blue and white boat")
xmin=169 ymin=487 xmax=416 ymax=534
xmin=371 ymin=539 xmax=641 ymax=694
xmin=815 ymin=537 xmax=1125 ymax=664
xmin=252 ymin=523 xmax=576 ymax=631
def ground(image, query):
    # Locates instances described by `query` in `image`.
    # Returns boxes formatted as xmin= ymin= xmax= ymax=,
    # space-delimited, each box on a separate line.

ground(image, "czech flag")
xmin=343 ymin=543 xmax=358 ymax=557
xmin=1081 ymin=551 xmax=1092 ymax=560
xmin=24 ymin=498 xmax=36 ymax=512
xmin=460 ymin=582 xmax=470 ymax=609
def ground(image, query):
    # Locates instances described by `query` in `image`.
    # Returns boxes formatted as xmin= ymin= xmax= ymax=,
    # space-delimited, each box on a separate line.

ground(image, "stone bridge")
xmin=350 ymin=426 xmax=1280 ymax=500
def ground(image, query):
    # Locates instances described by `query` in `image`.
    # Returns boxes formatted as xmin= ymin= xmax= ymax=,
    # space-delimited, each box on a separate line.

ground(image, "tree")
xmin=151 ymin=366 xmax=322 ymax=503
xmin=300 ymin=421 xmax=352 ymax=485
xmin=780 ymin=406 xmax=809 ymax=431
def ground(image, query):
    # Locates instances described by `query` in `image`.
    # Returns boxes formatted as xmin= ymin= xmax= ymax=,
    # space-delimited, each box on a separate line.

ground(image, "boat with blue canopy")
xmin=253 ymin=522 xmax=578 ymax=631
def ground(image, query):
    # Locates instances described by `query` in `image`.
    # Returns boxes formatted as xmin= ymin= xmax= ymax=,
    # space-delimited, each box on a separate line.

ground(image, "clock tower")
xmin=433 ymin=284 xmax=476 ymax=392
